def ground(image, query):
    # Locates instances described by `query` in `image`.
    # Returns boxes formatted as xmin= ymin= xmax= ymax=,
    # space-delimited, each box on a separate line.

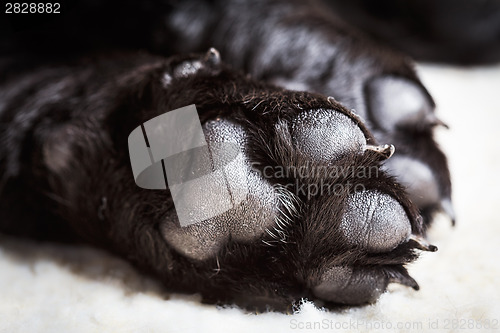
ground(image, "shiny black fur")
xmin=0 ymin=52 xmax=424 ymax=311
xmin=0 ymin=0 xmax=450 ymax=311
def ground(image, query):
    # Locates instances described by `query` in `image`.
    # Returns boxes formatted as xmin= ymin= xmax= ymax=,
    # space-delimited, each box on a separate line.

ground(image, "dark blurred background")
xmin=1 ymin=0 xmax=500 ymax=64
xmin=325 ymin=0 xmax=500 ymax=65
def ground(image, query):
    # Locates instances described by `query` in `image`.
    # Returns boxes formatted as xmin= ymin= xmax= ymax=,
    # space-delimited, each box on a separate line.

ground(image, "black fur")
xmin=0 ymin=0 xmax=451 ymax=311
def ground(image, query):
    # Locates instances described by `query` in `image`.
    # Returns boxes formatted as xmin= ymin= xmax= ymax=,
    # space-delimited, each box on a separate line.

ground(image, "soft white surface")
xmin=1 ymin=64 xmax=500 ymax=333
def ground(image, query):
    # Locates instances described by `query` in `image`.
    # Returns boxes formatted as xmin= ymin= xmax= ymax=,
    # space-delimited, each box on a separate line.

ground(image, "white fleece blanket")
xmin=1 ymin=64 xmax=500 ymax=333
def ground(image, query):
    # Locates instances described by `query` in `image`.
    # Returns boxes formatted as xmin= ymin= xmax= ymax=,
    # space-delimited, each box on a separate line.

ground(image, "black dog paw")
xmin=365 ymin=76 xmax=455 ymax=226
xmin=0 ymin=50 xmax=438 ymax=311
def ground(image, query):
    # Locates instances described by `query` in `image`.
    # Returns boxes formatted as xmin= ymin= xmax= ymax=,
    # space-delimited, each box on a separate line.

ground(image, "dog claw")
xmin=408 ymin=234 xmax=438 ymax=252
xmin=391 ymin=274 xmax=420 ymax=290
xmin=440 ymin=198 xmax=456 ymax=226
xmin=365 ymin=144 xmax=395 ymax=160
xmin=205 ymin=48 xmax=221 ymax=66
xmin=425 ymin=113 xmax=449 ymax=129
